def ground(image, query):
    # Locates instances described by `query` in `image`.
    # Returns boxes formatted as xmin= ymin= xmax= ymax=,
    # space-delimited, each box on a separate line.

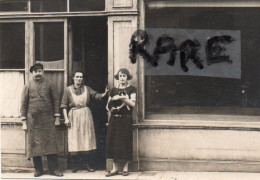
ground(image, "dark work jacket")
xmin=20 ymin=78 xmax=60 ymax=158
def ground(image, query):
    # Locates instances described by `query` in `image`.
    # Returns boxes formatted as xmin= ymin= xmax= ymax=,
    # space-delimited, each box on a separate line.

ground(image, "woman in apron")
xmin=61 ymin=71 xmax=108 ymax=172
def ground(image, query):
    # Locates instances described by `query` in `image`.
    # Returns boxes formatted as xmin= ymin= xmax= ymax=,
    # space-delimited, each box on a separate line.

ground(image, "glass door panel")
xmin=33 ymin=20 xmax=67 ymax=103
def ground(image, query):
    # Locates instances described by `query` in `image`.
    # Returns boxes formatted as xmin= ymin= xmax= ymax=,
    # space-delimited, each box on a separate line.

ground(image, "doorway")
xmin=69 ymin=16 xmax=108 ymax=170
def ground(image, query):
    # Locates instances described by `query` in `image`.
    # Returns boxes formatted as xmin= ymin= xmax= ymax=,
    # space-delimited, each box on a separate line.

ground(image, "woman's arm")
xmin=63 ymin=108 xmax=71 ymax=126
xmin=60 ymin=87 xmax=70 ymax=126
xmin=121 ymin=93 xmax=136 ymax=107
xmin=88 ymin=86 xmax=108 ymax=100
xmin=106 ymin=96 xmax=112 ymax=111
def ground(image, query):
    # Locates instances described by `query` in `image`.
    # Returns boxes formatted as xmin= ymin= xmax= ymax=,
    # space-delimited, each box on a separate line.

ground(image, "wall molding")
xmin=139 ymin=158 xmax=260 ymax=172
xmin=134 ymin=118 xmax=260 ymax=131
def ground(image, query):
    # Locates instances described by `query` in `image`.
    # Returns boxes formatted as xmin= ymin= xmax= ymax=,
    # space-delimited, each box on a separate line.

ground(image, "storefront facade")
xmin=1 ymin=0 xmax=260 ymax=172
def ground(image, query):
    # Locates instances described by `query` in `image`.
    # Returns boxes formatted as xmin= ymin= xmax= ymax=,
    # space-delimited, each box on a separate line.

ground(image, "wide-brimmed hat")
xmin=30 ymin=63 xmax=44 ymax=73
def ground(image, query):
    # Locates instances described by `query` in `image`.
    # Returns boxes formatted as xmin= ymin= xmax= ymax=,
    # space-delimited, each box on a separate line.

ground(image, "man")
xmin=20 ymin=63 xmax=63 ymax=177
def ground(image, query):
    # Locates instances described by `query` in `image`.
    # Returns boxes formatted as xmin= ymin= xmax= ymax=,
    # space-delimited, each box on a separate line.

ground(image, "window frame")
xmin=0 ymin=0 xmax=107 ymax=15
xmin=0 ymin=19 xmax=29 ymax=83
xmin=0 ymin=19 xmax=28 ymax=120
xmin=0 ymin=18 xmax=68 ymax=120
xmin=138 ymin=0 xmax=260 ymax=126
xmin=30 ymin=18 xmax=68 ymax=98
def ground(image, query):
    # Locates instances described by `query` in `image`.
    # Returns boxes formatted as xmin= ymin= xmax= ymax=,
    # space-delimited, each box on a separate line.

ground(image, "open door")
xmin=68 ymin=16 xmax=108 ymax=170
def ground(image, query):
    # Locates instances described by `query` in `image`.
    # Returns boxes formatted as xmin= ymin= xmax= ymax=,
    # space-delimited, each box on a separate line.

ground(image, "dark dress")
xmin=106 ymin=86 xmax=136 ymax=160
xmin=20 ymin=78 xmax=60 ymax=158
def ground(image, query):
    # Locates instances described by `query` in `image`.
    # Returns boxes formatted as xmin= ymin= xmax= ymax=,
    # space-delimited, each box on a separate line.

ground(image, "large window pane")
xmin=31 ymin=0 xmax=66 ymax=12
xmin=0 ymin=23 xmax=25 ymax=69
xmin=0 ymin=0 xmax=28 ymax=12
xmin=69 ymin=0 xmax=105 ymax=11
xmin=35 ymin=22 xmax=64 ymax=69
xmin=145 ymin=6 xmax=260 ymax=116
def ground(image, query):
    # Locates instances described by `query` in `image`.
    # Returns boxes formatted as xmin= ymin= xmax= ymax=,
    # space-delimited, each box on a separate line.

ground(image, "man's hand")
xmin=55 ymin=116 xmax=60 ymax=126
xmin=22 ymin=120 xmax=27 ymax=131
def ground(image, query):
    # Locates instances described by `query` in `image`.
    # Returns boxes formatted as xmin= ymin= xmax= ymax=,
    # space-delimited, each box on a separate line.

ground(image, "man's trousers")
xmin=33 ymin=154 xmax=58 ymax=172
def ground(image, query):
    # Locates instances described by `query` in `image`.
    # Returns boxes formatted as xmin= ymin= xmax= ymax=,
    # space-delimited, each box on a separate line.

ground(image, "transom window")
xmin=0 ymin=0 xmax=105 ymax=13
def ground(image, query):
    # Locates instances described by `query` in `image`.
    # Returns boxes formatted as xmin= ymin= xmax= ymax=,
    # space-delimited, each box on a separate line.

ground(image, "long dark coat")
xmin=21 ymin=78 xmax=60 ymax=158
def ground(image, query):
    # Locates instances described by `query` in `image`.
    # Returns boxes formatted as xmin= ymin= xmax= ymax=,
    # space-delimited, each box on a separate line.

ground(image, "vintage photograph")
xmin=0 ymin=0 xmax=260 ymax=179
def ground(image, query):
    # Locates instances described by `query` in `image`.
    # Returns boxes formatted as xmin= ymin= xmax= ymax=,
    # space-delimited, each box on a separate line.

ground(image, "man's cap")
xmin=30 ymin=63 xmax=44 ymax=73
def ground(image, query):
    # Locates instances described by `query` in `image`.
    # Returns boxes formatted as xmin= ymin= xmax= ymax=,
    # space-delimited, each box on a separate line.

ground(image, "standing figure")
xmin=105 ymin=68 xmax=136 ymax=177
xmin=61 ymin=71 xmax=108 ymax=173
xmin=20 ymin=63 xmax=63 ymax=177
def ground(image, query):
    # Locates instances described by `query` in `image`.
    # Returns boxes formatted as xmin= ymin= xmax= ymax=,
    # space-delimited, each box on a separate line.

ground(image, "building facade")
xmin=1 ymin=0 xmax=260 ymax=172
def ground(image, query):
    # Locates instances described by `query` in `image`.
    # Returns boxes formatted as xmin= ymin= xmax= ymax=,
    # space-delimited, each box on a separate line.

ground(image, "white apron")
xmin=68 ymin=86 xmax=96 ymax=152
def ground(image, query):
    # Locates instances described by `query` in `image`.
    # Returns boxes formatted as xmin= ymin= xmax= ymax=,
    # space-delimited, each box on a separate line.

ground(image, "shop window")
xmin=31 ymin=0 xmax=66 ymax=12
xmin=0 ymin=23 xmax=25 ymax=69
xmin=0 ymin=23 xmax=25 ymax=118
xmin=144 ymin=4 xmax=260 ymax=116
xmin=69 ymin=0 xmax=105 ymax=11
xmin=0 ymin=0 xmax=28 ymax=12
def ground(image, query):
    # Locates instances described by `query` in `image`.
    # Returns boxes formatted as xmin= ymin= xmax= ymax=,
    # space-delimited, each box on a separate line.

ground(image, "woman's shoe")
xmin=84 ymin=163 xmax=95 ymax=172
xmin=105 ymin=171 xmax=118 ymax=177
xmin=122 ymin=171 xmax=129 ymax=176
xmin=49 ymin=170 xmax=63 ymax=177
xmin=72 ymin=167 xmax=80 ymax=173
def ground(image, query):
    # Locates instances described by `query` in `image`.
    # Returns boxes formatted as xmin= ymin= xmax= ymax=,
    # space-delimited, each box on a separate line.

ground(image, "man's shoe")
xmin=72 ymin=167 xmax=81 ymax=173
xmin=50 ymin=170 xmax=63 ymax=177
xmin=34 ymin=170 xmax=43 ymax=177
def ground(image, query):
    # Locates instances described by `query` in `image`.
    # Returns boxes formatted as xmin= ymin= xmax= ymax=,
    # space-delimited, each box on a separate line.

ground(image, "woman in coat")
xmin=61 ymin=70 xmax=108 ymax=172
xmin=105 ymin=68 xmax=136 ymax=177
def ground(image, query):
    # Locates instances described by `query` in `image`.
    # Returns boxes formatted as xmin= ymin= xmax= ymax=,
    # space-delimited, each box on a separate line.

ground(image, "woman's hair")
xmin=71 ymin=70 xmax=86 ymax=85
xmin=114 ymin=68 xmax=132 ymax=80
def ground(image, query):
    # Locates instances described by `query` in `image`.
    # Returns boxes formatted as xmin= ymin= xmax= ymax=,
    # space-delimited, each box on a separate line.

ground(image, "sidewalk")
xmin=2 ymin=170 xmax=260 ymax=180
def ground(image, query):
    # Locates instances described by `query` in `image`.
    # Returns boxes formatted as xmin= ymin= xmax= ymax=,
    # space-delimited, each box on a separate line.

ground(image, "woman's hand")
xmin=102 ymin=86 xmax=110 ymax=98
xmin=110 ymin=107 xmax=118 ymax=112
xmin=64 ymin=118 xmax=71 ymax=127
xmin=62 ymin=108 xmax=70 ymax=127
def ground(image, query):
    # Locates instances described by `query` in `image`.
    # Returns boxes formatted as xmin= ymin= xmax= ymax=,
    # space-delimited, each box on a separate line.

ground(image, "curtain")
xmin=36 ymin=60 xmax=64 ymax=69
xmin=0 ymin=71 xmax=24 ymax=118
